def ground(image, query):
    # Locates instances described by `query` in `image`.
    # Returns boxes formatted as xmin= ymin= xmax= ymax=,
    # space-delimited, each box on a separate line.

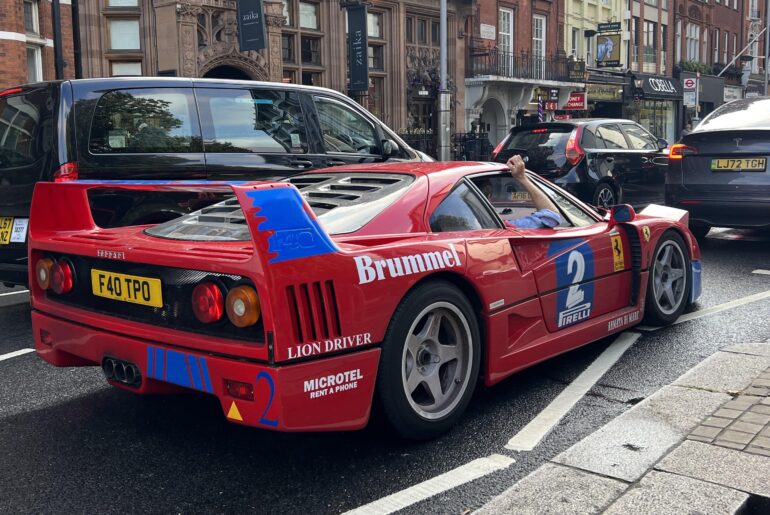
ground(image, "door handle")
xmin=290 ymin=159 xmax=314 ymax=169
xmin=325 ymin=160 xmax=347 ymax=166
xmin=640 ymin=157 xmax=650 ymax=164
xmin=604 ymin=156 xmax=615 ymax=162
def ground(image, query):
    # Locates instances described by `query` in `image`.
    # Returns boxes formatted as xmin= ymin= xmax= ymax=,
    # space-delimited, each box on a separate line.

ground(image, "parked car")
xmin=666 ymin=97 xmax=770 ymax=238
xmin=491 ymin=119 xmax=669 ymax=210
xmin=29 ymin=162 xmax=701 ymax=439
xmin=0 ymin=77 xmax=425 ymax=286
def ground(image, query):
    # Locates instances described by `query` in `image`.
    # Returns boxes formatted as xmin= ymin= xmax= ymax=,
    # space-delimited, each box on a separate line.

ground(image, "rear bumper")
xmin=32 ymin=310 xmax=381 ymax=432
xmin=666 ymin=186 xmax=770 ymax=228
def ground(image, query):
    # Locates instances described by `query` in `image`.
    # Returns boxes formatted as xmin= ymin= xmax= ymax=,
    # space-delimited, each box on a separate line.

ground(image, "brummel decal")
xmin=246 ymin=188 xmax=338 ymax=264
xmin=552 ymin=241 xmax=595 ymax=328
xmin=355 ymin=244 xmax=462 ymax=284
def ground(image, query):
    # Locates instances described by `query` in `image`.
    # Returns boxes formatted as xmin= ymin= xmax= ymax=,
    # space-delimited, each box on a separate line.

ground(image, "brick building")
xmin=0 ymin=0 xmax=78 ymax=89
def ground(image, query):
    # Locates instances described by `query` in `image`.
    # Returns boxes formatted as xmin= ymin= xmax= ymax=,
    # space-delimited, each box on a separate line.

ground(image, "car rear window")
xmin=88 ymin=88 xmax=201 ymax=154
xmin=0 ymin=88 xmax=54 ymax=168
xmin=505 ymin=126 xmax=572 ymax=154
xmin=697 ymin=98 xmax=770 ymax=131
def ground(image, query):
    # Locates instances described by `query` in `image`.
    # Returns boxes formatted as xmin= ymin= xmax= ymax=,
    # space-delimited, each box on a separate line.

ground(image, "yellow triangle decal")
xmin=227 ymin=401 xmax=243 ymax=422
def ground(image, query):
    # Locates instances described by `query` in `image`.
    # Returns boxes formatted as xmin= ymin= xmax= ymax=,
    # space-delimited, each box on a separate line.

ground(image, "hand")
xmin=506 ymin=155 xmax=527 ymax=182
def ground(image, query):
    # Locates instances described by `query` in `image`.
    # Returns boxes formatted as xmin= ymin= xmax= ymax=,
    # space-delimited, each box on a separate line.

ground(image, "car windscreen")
xmin=504 ymin=126 xmax=571 ymax=168
xmin=0 ymin=87 xmax=54 ymax=170
xmin=145 ymin=172 xmax=415 ymax=241
xmin=696 ymin=98 xmax=770 ymax=131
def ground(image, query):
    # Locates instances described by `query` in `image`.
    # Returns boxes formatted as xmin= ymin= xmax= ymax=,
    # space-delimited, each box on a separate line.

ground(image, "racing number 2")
xmin=256 ymin=371 xmax=279 ymax=427
xmin=565 ymin=251 xmax=585 ymax=309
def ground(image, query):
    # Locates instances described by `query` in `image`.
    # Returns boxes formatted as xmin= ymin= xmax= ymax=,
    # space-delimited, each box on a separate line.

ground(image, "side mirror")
xmin=608 ymin=204 xmax=636 ymax=226
xmin=382 ymin=139 xmax=397 ymax=159
xmin=656 ymin=138 xmax=668 ymax=150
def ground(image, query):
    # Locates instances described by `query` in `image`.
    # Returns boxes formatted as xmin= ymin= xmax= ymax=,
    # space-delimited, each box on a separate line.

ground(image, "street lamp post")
xmin=437 ymin=0 xmax=450 ymax=161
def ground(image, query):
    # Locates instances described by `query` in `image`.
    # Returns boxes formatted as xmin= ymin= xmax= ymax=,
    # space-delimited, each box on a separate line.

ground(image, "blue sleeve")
xmin=506 ymin=209 xmax=563 ymax=229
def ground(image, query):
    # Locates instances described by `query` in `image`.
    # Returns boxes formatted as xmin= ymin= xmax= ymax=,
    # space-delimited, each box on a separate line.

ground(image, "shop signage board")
xmin=568 ymin=59 xmax=586 ymax=81
xmin=595 ymin=34 xmax=621 ymax=68
xmin=563 ymin=92 xmax=587 ymax=110
xmin=724 ymin=86 xmax=743 ymax=102
xmin=480 ymin=24 xmax=496 ymax=40
xmin=236 ymin=0 xmax=267 ymax=51
xmin=531 ymin=88 xmax=559 ymax=103
xmin=586 ymin=84 xmax=623 ymax=101
xmin=636 ymin=75 xmax=683 ymax=99
xmin=597 ymin=22 xmax=622 ymax=32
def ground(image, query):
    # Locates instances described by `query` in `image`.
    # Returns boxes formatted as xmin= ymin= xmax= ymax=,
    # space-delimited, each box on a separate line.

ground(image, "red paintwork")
xmin=28 ymin=162 xmax=701 ymax=432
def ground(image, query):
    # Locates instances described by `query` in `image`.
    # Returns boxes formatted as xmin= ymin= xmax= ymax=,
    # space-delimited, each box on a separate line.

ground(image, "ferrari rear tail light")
xmin=669 ymin=144 xmax=697 ymax=160
xmin=53 ymin=162 xmax=79 ymax=182
xmin=225 ymin=379 xmax=254 ymax=401
xmin=491 ymin=139 xmax=506 ymax=159
xmin=192 ymin=282 xmax=224 ymax=323
xmin=35 ymin=257 xmax=55 ymax=290
xmin=226 ymin=285 xmax=261 ymax=328
xmin=565 ymin=127 xmax=585 ymax=166
xmin=50 ymin=259 xmax=74 ymax=294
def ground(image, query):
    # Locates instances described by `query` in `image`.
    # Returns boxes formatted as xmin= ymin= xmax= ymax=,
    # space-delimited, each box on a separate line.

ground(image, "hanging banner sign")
xmin=347 ymin=5 xmax=369 ymax=91
xmin=236 ymin=0 xmax=267 ymax=51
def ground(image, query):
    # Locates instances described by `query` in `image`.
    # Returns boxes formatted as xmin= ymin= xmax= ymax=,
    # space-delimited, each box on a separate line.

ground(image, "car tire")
xmin=593 ymin=183 xmax=617 ymax=209
xmin=689 ymin=223 xmax=711 ymax=240
xmin=644 ymin=231 xmax=691 ymax=326
xmin=376 ymin=281 xmax=480 ymax=440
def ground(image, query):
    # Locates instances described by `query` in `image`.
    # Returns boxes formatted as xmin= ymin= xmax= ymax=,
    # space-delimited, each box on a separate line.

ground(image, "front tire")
xmin=376 ymin=281 xmax=480 ymax=440
xmin=644 ymin=231 xmax=691 ymax=325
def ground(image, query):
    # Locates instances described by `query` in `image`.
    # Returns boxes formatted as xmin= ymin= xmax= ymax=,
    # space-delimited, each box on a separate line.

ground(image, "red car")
xmin=29 ymin=162 xmax=702 ymax=439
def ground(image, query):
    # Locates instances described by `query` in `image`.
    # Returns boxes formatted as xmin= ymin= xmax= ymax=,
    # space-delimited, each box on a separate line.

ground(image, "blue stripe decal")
xmin=187 ymin=355 xmax=203 ymax=391
xmin=74 ymin=180 xmax=248 ymax=185
xmin=155 ymin=347 xmax=165 ymax=380
xmin=691 ymin=260 xmax=703 ymax=303
xmin=246 ymin=188 xmax=337 ymax=264
xmin=199 ymin=358 xmax=213 ymax=393
xmin=165 ymin=350 xmax=191 ymax=388
xmin=547 ymin=238 xmax=584 ymax=257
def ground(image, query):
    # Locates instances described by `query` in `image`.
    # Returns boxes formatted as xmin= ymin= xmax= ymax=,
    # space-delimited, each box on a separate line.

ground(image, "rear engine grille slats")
xmin=286 ymin=281 xmax=341 ymax=343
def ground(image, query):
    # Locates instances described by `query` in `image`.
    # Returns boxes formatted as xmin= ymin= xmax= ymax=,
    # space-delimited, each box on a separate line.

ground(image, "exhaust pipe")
xmin=124 ymin=364 xmax=136 ymax=385
xmin=102 ymin=358 xmax=115 ymax=379
xmin=114 ymin=361 xmax=126 ymax=382
xmin=102 ymin=358 xmax=141 ymax=387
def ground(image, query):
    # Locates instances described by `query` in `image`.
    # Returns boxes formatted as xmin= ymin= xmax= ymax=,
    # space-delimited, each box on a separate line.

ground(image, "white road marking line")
xmin=505 ymin=331 xmax=641 ymax=452
xmin=644 ymin=288 xmax=770 ymax=331
xmin=0 ymin=348 xmax=34 ymax=362
xmin=752 ymin=269 xmax=770 ymax=276
xmin=0 ymin=289 xmax=28 ymax=297
xmin=343 ymin=454 xmax=514 ymax=515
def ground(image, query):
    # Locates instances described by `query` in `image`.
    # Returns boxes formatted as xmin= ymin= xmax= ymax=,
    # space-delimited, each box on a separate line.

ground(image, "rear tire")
xmin=644 ymin=231 xmax=691 ymax=325
xmin=689 ymin=223 xmax=711 ymax=240
xmin=376 ymin=281 xmax=480 ymax=440
xmin=593 ymin=183 xmax=617 ymax=208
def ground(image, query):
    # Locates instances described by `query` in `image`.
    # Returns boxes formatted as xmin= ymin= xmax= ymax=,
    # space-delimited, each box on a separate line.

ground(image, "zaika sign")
xmin=347 ymin=5 xmax=369 ymax=91
xmin=236 ymin=0 xmax=267 ymax=51
xmin=562 ymin=92 xmax=587 ymax=110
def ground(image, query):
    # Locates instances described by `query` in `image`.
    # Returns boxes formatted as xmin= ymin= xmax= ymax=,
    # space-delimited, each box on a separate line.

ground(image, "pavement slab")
xmin=552 ymin=386 xmax=729 ymax=482
xmin=656 ymin=440 xmax=770 ymax=497
xmin=474 ymin=463 xmax=626 ymax=515
xmin=672 ymin=351 xmax=770 ymax=393
xmin=722 ymin=343 xmax=770 ymax=357
xmin=604 ymin=471 xmax=748 ymax=515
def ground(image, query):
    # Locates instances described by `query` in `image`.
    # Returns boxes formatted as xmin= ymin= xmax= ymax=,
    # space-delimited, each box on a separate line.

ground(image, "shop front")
xmin=626 ymin=74 xmax=682 ymax=144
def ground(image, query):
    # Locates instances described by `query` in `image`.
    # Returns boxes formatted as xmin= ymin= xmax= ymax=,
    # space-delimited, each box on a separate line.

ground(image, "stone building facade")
xmin=0 ymin=0 xmax=77 ymax=89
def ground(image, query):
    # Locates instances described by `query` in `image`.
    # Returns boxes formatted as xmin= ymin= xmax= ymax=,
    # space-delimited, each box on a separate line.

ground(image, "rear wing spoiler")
xmin=29 ymin=179 xmax=339 ymax=265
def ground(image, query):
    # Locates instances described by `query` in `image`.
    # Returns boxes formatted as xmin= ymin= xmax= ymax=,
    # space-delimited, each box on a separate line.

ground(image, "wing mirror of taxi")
xmin=382 ymin=139 xmax=396 ymax=158
xmin=657 ymin=138 xmax=668 ymax=150
xmin=608 ymin=204 xmax=636 ymax=226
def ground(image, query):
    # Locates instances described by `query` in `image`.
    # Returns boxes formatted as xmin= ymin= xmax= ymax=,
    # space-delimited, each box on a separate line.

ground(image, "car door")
xmin=196 ymin=87 xmax=324 ymax=181
xmin=595 ymin=123 xmax=638 ymax=205
xmin=305 ymin=94 xmax=388 ymax=167
xmin=620 ymin=122 xmax=667 ymax=206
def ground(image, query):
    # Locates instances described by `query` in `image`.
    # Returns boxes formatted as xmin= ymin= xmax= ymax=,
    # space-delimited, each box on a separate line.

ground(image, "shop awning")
xmin=633 ymin=74 xmax=683 ymax=100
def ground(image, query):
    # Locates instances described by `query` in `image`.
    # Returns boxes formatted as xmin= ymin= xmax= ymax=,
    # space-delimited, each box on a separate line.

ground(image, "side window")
xmin=538 ymin=181 xmax=598 ymax=227
xmin=430 ymin=181 xmax=499 ymax=232
xmin=581 ymin=126 xmax=605 ymax=149
xmin=89 ymin=88 xmax=201 ymax=153
xmin=314 ymin=96 xmax=380 ymax=155
xmin=621 ymin=123 xmax=657 ymax=150
xmin=595 ymin=124 xmax=629 ymax=150
xmin=197 ymin=88 xmax=307 ymax=153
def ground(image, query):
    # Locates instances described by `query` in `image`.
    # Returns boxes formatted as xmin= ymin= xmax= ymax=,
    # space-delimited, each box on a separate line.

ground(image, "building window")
xmin=499 ymin=8 xmax=514 ymax=55
xmin=686 ymin=23 xmax=699 ymax=61
xmin=368 ymin=45 xmax=384 ymax=70
xmin=299 ymin=2 xmax=318 ymax=30
xmin=644 ymin=21 xmax=657 ymax=64
xmin=645 ymin=0 xmax=658 ymax=5
xmin=110 ymin=19 xmax=141 ymax=50
xmin=111 ymin=61 xmax=142 ymax=76
xmin=300 ymin=36 xmax=320 ymax=65
xmin=702 ymin=28 xmax=708 ymax=64
xmin=417 ymin=19 xmax=427 ymax=44
xmin=675 ymin=20 xmax=682 ymax=63
xmin=713 ymin=29 xmax=719 ymax=63
xmin=571 ymin=28 xmax=579 ymax=57
xmin=108 ymin=0 xmax=139 ymax=6
xmin=26 ymin=46 xmax=42 ymax=82
xmin=532 ymin=15 xmax=546 ymax=78
xmin=282 ymin=0 xmax=292 ymax=26
xmin=733 ymin=34 xmax=737 ymax=60
xmin=368 ymin=77 xmax=384 ymax=120
xmin=723 ymin=31 xmax=728 ymax=63
xmin=406 ymin=17 xmax=413 ymax=43
xmin=301 ymin=71 xmax=321 ymax=86
xmin=431 ymin=21 xmax=440 ymax=46
xmin=23 ymin=0 xmax=39 ymax=34
xmin=368 ymin=12 xmax=382 ymax=39
xmin=282 ymin=34 xmax=295 ymax=63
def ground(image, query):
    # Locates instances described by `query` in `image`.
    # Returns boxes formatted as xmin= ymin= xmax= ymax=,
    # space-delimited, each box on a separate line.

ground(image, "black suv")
xmin=491 ymin=119 xmax=669 ymax=209
xmin=0 ymin=77 xmax=425 ymax=285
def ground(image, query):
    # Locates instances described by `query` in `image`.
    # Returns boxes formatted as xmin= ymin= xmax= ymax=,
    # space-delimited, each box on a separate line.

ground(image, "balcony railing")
xmin=467 ymin=50 xmax=572 ymax=82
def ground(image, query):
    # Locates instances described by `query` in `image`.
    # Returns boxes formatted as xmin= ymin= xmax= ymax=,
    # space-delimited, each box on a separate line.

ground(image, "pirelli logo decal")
xmin=354 ymin=244 xmax=462 ymax=284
